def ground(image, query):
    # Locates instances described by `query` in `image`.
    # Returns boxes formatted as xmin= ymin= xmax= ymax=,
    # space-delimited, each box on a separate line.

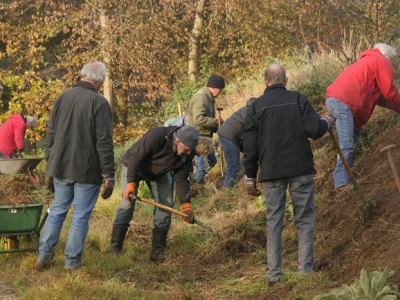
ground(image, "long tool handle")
xmin=135 ymin=197 xmax=214 ymax=233
xmin=329 ymin=128 xmax=368 ymax=203
xmin=328 ymin=128 xmax=354 ymax=178
xmin=387 ymin=151 xmax=400 ymax=194
xmin=217 ymin=109 xmax=224 ymax=176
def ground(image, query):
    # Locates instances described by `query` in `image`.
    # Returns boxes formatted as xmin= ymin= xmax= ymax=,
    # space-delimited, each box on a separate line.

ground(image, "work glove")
xmin=123 ymin=182 xmax=137 ymax=201
xmin=321 ymin=115 xmax=336 ymax=131
xmin=100 ymin=176 xmax=115 ymax=199
xmin=245 ymin=176 xmax=262 ymax=197
xmin=181 ymin=203 xmax=195 ymax=224
xmin=45 ymin=177 xmax=55 ymax=193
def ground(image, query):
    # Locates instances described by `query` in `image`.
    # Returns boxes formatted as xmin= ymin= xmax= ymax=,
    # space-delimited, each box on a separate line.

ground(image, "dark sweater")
xmin=243 ymin=84 xmax=327 ymax=181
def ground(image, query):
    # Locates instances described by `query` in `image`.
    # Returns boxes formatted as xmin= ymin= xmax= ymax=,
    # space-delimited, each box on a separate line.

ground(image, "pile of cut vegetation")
xmin=0 ymin=174 xmax=47 ymax=206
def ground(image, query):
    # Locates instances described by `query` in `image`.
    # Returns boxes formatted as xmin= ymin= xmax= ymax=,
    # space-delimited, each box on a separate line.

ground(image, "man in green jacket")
xmin=187 ymin=75 xmax=225 ymax=183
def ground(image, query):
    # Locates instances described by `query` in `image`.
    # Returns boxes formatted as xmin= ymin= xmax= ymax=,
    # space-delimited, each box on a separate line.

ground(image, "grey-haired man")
xmin=36 ymin=62 xmax=115 ymax=271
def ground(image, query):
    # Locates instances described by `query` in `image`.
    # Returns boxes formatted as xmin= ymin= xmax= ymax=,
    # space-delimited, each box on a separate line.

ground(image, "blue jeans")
xmin=0 ymin=151 xmax=6 ymax=158
xmin=326 ymin=97 xmax=362 ymax=188
xmin=194 ymin=152 xmax=217 ymax=181
xmin=38 ymin=177 xmax=101 ymax=268
xmin=218 ymin=134 xmax=242 ymax=188
xmin=114 ymin=165 xmax=174 ymax=231
xmin=263 ymin=175 xmax=315 ymax=282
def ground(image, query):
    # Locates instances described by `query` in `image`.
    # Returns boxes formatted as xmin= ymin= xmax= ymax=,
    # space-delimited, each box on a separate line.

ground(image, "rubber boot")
xmin=109 ymin=224 xmax=128 ymax=256
xmin=149 ymin=228 xmax=168 ymax=263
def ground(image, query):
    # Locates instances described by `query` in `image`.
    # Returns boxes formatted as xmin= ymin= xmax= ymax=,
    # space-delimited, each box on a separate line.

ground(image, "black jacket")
xmin=243 ymin=84 xmax=327 ymax=181
xmin=45 ymin=81 xmax=115 ymax=184
xmin=122 ymin=126 xmax=194 ymax=204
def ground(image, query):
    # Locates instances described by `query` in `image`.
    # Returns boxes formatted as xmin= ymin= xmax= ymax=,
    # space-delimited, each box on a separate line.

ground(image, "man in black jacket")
xmin=110 ymin=125 xmax=199 ymax=262
xmin=36 ymin=61 xmax=115 ymax=271
xmin=243 ymin=64 xmax=335 ymax=286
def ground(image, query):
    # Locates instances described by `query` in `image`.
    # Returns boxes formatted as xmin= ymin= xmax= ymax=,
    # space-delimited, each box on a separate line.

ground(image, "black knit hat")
xmin=176 ymin=126 xmax=199 ymax=148
xmin=206 ymin=75 xmax=225 ymax=89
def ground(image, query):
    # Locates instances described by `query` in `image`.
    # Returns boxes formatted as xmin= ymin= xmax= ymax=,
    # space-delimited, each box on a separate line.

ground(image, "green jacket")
xmin=187 ymin=87 xmax=218 ymax=137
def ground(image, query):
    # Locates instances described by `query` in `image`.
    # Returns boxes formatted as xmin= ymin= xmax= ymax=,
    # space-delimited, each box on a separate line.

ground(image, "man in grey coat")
xmin=35 ymin=61 xmax=115 ymax=271
xmin=217 ymin=97 xmax=257 ymax=189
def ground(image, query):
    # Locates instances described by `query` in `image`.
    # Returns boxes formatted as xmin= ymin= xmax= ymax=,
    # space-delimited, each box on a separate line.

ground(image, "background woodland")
xmin=1 ymin=0 xmax=400 ymax=145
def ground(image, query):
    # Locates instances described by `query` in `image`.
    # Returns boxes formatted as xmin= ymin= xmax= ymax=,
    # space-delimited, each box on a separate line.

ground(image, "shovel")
xmin=217 ymin=107 xmax=224 ymax=177
xmin=328 ymin=128 xmax=375 ymax=224
xmin=129 ymin=195 xmax=215 ymax=233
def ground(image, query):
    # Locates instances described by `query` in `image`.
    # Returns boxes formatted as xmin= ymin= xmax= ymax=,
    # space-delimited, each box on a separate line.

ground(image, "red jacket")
xmin=326 ymin=48 xmax=400 ymax=129
xmin=0 ymin=114 xmax=26 ymax=158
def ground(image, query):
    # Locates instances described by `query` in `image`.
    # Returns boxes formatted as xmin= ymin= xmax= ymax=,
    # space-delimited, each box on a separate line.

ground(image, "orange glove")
xmin=123 ymin=182 xmax=137 ymax=201
xmin=181 ymin=203 xmax=195 ymax=224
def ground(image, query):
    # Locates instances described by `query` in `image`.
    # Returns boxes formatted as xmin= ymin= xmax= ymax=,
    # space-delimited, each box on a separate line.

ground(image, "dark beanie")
xmin=206 ymin=75 xmax=225 ymax=89
xmin=176 ymin=126 xmax=199 ymax=148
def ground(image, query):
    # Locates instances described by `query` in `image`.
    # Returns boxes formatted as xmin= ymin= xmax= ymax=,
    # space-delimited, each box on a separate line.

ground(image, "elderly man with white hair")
xmin=326 ymin=43 xmax=400 ymax=189
xmin=0 ymin=114 xmax=37 ymax=158
xmin=35 ymin=61 xmax=115 ymax=271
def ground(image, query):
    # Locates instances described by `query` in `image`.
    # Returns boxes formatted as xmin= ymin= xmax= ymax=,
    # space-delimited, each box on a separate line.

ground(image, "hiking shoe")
xmin=266 ymin=279 xmax=280 ymax=287
xmin=64 ymin=262 xmax=83 ymax=270
xmin=35 ymin=256 xmax=54 ymax=271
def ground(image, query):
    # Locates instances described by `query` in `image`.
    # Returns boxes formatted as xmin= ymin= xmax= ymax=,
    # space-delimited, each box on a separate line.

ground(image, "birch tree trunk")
xmin=188 ymin=0 xmax=208 ymax=82
xmin=100 ymin=11 xmax=114 ymax=113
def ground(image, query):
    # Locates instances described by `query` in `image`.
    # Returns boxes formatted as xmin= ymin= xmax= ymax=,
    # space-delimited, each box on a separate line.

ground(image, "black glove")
xmin=45 ymin=177 xmax=55 ymax=193
xmin=101 ymin=176 xmax=115 ymax=199
xmin=321 ymin=115 xmax=336 ymax=131
xmin=181 ymin=203 xmax=195 ymax=224
xmin=245 ymin=177 xmax=262 ymax=197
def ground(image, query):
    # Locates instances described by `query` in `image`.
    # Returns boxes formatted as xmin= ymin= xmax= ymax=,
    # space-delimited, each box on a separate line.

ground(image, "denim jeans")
xmin=326 ymin=97 xmax=362 ymax=188
xmin=114 ymin=165 xmax=174 ymax=231
xmin=0 ymin=151 xmax=6 ymax=158
xmin=194 ymin=151 xmax=217 ymax=181
xmin=38 ymin=177 xmax=101 ymax=268
xmin=263 ymin=175 xmax=315 ymax=282
xmin=218 ymin=134 xmax=242 ymax=188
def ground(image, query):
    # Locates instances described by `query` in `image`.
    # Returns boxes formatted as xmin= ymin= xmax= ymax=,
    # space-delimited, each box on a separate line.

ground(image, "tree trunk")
xmin=188 ymin=0 xmax=208 ymax=82
xmin=116 ymin=87 xmax=128 ymax=125
xmin=100 ymin=11 xmax=114 ymax=114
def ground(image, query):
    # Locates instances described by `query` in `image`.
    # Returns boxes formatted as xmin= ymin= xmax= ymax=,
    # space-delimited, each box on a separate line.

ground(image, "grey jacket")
xmin=187 ymin=87 xmax=218 ymax=137
xmin=45 ymin=81 xmax=115 ymax=184
xmin=217 ymin=98 xmax=256 ymax=146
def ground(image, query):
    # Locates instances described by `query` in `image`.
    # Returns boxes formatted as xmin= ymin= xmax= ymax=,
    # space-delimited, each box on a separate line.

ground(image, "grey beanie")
xmin=176 ymin=126 xmax=199 ymax=148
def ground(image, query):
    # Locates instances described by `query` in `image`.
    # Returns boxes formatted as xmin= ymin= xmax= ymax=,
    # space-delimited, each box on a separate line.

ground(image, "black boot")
xmin=109 ymin=224 xmax=128 ymax=256
xmin=149 ymin=228 xmax=168 ymax=263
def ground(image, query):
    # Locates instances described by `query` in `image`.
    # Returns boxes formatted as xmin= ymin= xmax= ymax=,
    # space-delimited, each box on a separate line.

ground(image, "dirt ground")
xmin=259 ymin=107 xmax=400 ymax=298
xmin=0 ymin=275 xmax=17 ymax=300
xmin=2 ymin=107 xmax=400 ymax=299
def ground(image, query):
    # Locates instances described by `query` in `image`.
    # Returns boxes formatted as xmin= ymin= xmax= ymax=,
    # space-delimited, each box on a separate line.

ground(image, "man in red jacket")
xmin=326 ymin=43 xmax=400 ymax=189
xmin=0 ymin=114 xmax=37 ymax=158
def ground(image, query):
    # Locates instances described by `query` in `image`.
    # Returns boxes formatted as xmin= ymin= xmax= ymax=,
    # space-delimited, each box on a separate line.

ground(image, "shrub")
xmin=313 ymin=268 xmax=400 ymax=300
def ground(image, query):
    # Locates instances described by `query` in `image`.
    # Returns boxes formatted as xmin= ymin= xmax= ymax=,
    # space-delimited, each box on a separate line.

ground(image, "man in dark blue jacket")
xmin=36 ymin=61 xmax=115 ymax=271
xmin=110 ymin=125 xmax=199 ymax=262
xmin=243 ymin=64 xmax=335 ymax=286
xmin=217 ymin=97 xmax=257 ymax=189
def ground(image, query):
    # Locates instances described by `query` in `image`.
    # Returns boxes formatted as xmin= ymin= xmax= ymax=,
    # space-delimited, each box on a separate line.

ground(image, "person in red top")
xmin=0 ymin=114 xmax=37 ymax=158
xmin=326 ymin=43 xmax=400 ymax=189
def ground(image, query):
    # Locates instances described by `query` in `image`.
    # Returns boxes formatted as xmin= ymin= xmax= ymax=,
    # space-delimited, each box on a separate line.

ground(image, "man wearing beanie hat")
xmin=187 ymin=74 xmax=225 ymax=184
xmin=109 ymin=125 xmax=199 ymax=263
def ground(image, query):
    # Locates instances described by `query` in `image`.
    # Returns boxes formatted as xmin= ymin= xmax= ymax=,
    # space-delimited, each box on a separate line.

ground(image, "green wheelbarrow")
xmin=0 ymin=202 xmax=49 ymax=254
